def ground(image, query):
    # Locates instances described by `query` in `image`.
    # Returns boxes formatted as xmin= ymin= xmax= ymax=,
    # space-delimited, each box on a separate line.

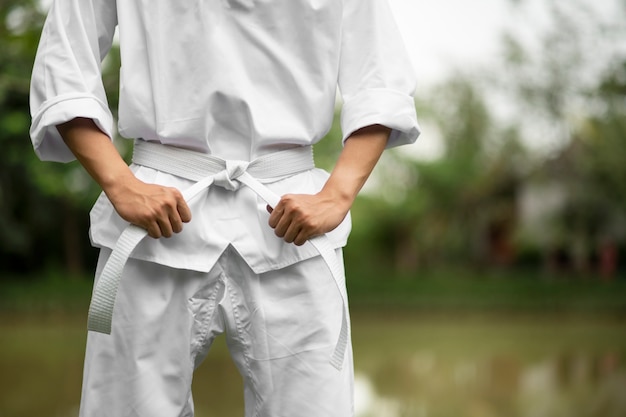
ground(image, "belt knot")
xmin=213 ymin=160 xmax=250 ymax=191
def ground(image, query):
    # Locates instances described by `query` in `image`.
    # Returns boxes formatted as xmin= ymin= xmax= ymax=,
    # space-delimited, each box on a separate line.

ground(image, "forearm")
xmin=56 ymin=117 xmax=137 ymax=198
xmin=320 ymin=124 xmax=390 ymax=209
xmin=56 ymin=117 xmax=191 ymax=238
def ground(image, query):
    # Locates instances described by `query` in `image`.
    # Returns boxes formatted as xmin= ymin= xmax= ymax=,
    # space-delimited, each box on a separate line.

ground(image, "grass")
xmin=1 ymin=267 xmax=626 ymax=314
xmin=0 ymin=272 xmax=93 ymax=312
xmin=345 ymin=265 xmax=626 ymax=313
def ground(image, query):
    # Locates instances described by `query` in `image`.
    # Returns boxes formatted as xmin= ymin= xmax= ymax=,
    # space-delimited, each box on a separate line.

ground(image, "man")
xmin=30 ymin=0 xmax=420 ymax=416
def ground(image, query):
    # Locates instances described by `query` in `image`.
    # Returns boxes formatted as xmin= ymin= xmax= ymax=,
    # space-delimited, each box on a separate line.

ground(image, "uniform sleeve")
xmin=29 ymin=0 xmax=118 ymax=162
xmin=338 ymin=0 xmax=420 ymax=149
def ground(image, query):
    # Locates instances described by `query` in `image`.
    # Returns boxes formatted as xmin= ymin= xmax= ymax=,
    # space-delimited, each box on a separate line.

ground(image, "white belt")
xmin=87 ymin=140 xmax=350 ymax=370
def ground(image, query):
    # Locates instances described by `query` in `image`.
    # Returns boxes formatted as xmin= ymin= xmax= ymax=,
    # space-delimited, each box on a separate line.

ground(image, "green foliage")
xmin=342 ymin=1 xmax=626 ymax=276
xmin=495 ymin=2 xmax=626 ymax=264
xmin=0 ymin=2 xmax=117 ymax=273
xmin=0 ymin=1 xmax=52 ymax=269
xmin=312 ymin=108 xmax=343 ymax=171
xmin=1 ymin=0 xmax=624 ymax=282
xmin=342 ymin=78 xmax=529 ymax=273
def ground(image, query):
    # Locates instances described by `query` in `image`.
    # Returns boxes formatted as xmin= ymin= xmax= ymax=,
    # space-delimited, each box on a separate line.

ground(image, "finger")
xmin=157 ymin=217 xmax=174 ymax=238
xmin=274 ymin=206 xmax=297 ymax=238
xmin=283 ymin=223 xmax=301 ymax=244
xmin=266 ymin=204 xmax=273 ymax=214
xmin=169 ymin=211 xmax=184 ymax=234
xmin=175 ymin=193 xmax=192 ymax=223
xmin=165 ymin=197 xmax=185 ymax=234
xmin=294 ymin=232 xmax=309 ymax=246
xmin=146 ymin=221 xmax=162 ymax=239
xmin=268 ymin=204 xmax=284 ymax=229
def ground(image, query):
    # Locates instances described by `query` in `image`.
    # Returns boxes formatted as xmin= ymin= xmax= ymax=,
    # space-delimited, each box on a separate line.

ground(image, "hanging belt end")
xmin=87 ymin=311 xmax=113 ymax=335
xmin=330 ymin=351 xmax=344 ymax=371
xmin=330 ymin=334 xmax=348 ymax=371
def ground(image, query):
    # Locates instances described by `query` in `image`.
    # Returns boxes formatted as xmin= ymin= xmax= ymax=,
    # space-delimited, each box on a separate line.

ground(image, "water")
xmin=1 ymin=311 xmax=625 ymax=417
xmin=348 ymin=311 xmax=626 ymax=417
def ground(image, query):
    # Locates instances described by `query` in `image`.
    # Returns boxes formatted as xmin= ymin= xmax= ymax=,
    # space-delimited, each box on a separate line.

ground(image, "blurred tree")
xmin=2 ymin=0 xmax=624 ymax=281
xmin=312 ymin=109 xmax=343 ymax=172
xmin=583 ymin=59 xmax=626 ymax=216
xmin=344 ymin=77 xmax=528 ymax=275
xmin=346 ymin=0 xmax=626 ymax=277
xmin=498 ymin=0 xmax=626 ymax=274
xmin=491 ymin=1 xmax=626 ymax=275
xmin=0 ymin=1 xmax=120 ymax=276
xmin=569 ymin=60 xmax=626 ymax=276
xmin=0 ymin=0 xmax=54 ymax=273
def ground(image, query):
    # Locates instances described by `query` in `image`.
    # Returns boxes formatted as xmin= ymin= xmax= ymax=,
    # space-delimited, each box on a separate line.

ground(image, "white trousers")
xmin=79 ymin=246 xmax=354 ymax=417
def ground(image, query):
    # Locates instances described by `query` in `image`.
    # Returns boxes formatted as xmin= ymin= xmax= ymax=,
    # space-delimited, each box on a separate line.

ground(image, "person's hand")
xmin=266 ymin=124 xmax=389 ymax=246
xmin=56 ymin=118 xmax=192 ymax=239
xmin=107 ymin=177 xmax=192 ymax=239
xmin=267 ymin=190 xmax=350 ymax=246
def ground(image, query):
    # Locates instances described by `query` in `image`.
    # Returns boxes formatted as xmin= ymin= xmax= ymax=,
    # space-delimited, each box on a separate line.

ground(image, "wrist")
xmin=319 ymin=182 xmax=356 ymax=212
xmin=101 ymin=170 xmax=140 ymax=203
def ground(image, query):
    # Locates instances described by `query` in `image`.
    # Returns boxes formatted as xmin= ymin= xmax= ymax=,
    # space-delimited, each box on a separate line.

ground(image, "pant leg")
xmin=79 ymin=246 xmax=354 ymax=417
xmin=214 ymin=247 xmax=354 ymax=417
xmin=79 ymin=248 xmax=226 ymax=417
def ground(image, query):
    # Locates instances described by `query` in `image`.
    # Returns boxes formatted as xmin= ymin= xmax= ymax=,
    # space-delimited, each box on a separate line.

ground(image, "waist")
xmin=132 ymin=139 xmax=315 ymax=184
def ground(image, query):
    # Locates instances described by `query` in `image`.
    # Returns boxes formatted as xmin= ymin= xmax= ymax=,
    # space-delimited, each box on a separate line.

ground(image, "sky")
xmin=388 ymin=0 xmax=513 ymax=87
xmin=385 ymin=0 xmax=624 ymax=159
xmin=387 ymin=0 xmax=624 ymax=89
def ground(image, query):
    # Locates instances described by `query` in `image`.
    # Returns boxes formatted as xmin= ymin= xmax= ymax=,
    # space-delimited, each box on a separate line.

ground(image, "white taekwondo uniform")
xmin=29 ymin=0 xmax=420 ymax=415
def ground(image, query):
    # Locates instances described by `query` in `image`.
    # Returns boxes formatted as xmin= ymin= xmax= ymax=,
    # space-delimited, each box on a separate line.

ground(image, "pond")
xmin=1 ymin=310 xmax=625 ymax=417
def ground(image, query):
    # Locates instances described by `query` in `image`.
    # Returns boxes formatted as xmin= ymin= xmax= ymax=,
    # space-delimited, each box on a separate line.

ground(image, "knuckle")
xmin=159 ymin=199 xmax=174 ymax=210
xmin=300 ymin=215 xmax=314 ymax=228
xmin=139 ymin=208 xmax=156 ymax=222
xmin=287 ymin=204 xmax=299 ymax=212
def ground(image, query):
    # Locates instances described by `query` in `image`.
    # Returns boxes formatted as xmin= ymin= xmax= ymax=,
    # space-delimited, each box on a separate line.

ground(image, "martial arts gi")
xmin=29 ymin=0 xmax=420 ymax=416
